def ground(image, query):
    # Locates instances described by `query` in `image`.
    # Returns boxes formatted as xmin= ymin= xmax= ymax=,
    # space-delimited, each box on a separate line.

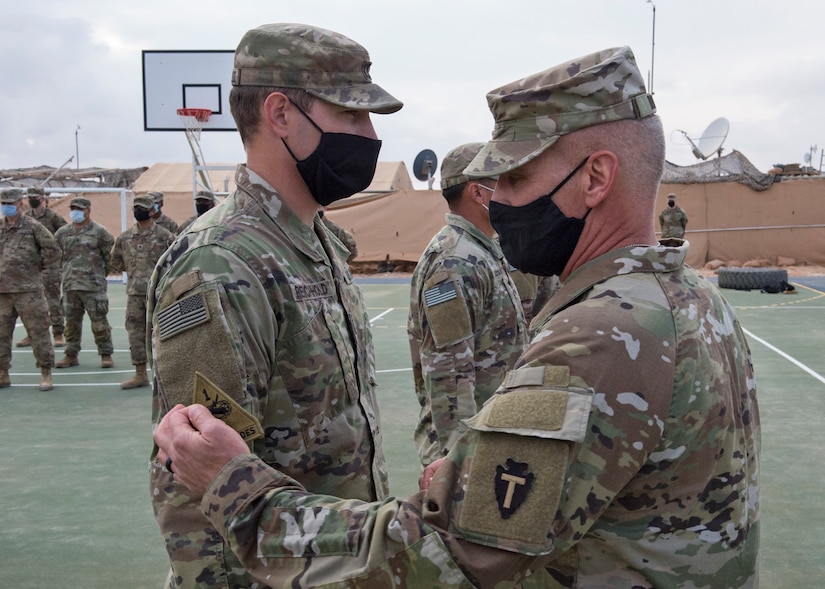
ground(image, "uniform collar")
xmin=534 ymin=240 xmax=689 ymax=324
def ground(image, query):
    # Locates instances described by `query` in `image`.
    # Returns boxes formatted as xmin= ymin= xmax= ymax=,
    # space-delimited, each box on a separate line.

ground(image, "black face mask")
xmin=195 ymin=202 xmax=213 ymax=216
xmin=490 ymin=156 xmax=590 ymax=277
xmin=134 ymin=208 xmax=152 ymax=222
xmin=28 ymin=198 xmax=42 ymax=209
xmin=283 ymin=103 xmax=382 ymax=206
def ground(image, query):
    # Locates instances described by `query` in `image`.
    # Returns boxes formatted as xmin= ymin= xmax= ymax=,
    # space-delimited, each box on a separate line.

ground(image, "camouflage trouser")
xmin=0 ymin=291 xmax=54 ymax=369
xmin=42 ymin=267 xmax=64 ymax=334
xmin=63 ymin=290 xmax=113 ymax=357
xmin=125 ymin=293 xmax=148 ymax=365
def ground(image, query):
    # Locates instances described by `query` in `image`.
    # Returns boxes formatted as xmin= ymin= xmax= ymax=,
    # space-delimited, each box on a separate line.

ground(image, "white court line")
xmin=369 ymin=308 xmax=394 ymax=325
xmin=743 ymin=327 xmax=825 ymax=386
xmin=377 ymin=367 xmax=413 ymax=374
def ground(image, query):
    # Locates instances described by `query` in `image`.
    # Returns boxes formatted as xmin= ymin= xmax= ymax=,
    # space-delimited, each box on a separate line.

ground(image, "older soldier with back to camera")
xmin=146 ymin=22 xmax=402 ymax=589
xmin=155 ymin=47 xmax=760 ymax=589
xmin=409 ymin=142 xmax=528 ymax=469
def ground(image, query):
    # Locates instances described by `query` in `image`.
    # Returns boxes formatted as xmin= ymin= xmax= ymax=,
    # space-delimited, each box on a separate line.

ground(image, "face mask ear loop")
xmin=281 ymin=99 xmax=325 ymax=163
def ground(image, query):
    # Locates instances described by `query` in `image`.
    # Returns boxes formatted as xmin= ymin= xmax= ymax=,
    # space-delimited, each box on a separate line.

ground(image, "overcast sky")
xmin=3 ymin=0 xmax=824 ymax=188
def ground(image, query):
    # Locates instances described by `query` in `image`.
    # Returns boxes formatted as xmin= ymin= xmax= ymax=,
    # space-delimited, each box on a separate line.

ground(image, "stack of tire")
xmin=717 ymin=267 xmax=788 ymax=291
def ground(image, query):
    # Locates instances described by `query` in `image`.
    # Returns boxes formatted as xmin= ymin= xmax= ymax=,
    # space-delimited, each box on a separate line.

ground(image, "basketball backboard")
xmin=142 ymin=50 xmax=237 ymax=132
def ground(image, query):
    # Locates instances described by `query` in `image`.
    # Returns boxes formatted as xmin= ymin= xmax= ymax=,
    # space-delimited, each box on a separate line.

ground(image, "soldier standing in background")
xmin=0 ymin=188 xmax=58 ymax=391
xmin=110 ymin=194 xmax=174 ymax=389
xmin=408 ymin=142 xmax=528 ymax=468
xmin=54 ymin=197 xmax=115 ymax=369
xmin=148 ymin=191 xmax=180 ymax=235
xmin=15 ymin=186 xmax=67 ymax=348
xmin=177 ymin=189 xmax=217 ymax=234
xmin=659 ymin=192 xmax=688 ymax=238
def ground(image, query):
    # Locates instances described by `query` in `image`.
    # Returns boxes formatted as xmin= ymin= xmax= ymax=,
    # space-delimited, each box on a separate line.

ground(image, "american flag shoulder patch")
xmin=158 ymin=292 xmax=210 ymax=341
xmin=424 ymin=281 xmax=458 ymax=307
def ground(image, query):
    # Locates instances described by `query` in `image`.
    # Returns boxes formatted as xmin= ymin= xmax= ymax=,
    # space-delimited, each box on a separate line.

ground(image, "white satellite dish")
xmin=677 ymin=117 xmax=730 ymax=161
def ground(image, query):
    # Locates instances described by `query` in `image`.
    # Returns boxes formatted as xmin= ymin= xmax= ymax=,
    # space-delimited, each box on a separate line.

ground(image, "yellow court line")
xmin=734 ymin=282 xmax=825 ymax=310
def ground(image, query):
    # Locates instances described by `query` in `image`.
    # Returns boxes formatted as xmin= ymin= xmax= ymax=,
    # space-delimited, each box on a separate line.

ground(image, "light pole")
xmin=75 ymin=125 xmax=81 ymax=170
xmin=646 ymin=0 xmax=656 ymax=94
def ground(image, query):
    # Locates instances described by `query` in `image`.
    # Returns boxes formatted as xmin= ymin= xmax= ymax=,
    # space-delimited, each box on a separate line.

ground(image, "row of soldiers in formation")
xmin=0 ymin=186 xmax=217 ymax=391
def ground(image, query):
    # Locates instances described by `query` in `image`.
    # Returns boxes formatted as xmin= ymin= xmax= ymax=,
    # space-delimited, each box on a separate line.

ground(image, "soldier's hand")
xmin=155 ymin=404 xmax=251 ymax=496
xmin=419 ymin=457 xmax=447 ymax=491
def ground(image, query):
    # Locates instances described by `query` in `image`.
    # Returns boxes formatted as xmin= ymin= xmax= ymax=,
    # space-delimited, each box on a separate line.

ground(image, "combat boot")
xmin=15 ymin=336 xmax=32 ymax=348
xmin=120 ymin=364 xmax=149 ymax=389
xmin=0 ymin=369 xmax=9 ymax=388
xmin=53 ymin=333 xmax=66 ymax=347
xmin=56 ymin=354 xmax=79 ymax=368
xmin=39 ymin=368 xmax=53 ymax=392
xmin=101 ymin=355 xmax=114 ymax=369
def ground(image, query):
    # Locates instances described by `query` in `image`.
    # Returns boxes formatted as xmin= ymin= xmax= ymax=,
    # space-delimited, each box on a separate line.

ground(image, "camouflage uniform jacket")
xmin=408 ymin=214 xmax=528 ymax=466
xmin=321 ymin=214 xmax=358 ymax=261
xmin=156 ymin=212 xmax=179 ymax=235
xmin=0 ymin=215 xmax=59 ymax=292
xmin=194 ymin=240 xmax=760 ymax=589
xmin=659 ymin=205 xmax=688 ymax=238
xmin=148 ymin=165 xmax=387 ymax=588
xmin=27 ymin=206 xmax=67 ymax=235
xmin=54 ymin=221 xmax=114 ymax=292
xmin=110 ymin=222 xmax=174 ymax=296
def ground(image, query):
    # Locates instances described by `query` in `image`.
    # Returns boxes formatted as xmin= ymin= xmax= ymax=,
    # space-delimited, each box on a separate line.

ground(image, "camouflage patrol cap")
xmin=440 ymin=142 xmax=486 ymax=190
xmin=465 ymin=46 xmax=656 ymax=178
xmin=133 ymin=194 xmax=155 ymax=209
xmin=668 ymin=193 xmax=676 ymax=199
xmin=1 ymin=188 xmax=25 ymax=203
xmin=70 ymin=197 xmax=91 ymax=209
xmin=147 ymin=191 xmax=164 ymax=204
xmin=195 ymin=190 xmax=216 ymax=202
xmin=26 ymin=186 xmax=45 ymax=197
xmin=232 ymin=23 xmax=403 ymax=114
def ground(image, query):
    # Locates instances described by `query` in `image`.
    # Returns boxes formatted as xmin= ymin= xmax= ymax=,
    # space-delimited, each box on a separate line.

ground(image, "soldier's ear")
xmin=581 ymin=151 xmax=617 ymax=209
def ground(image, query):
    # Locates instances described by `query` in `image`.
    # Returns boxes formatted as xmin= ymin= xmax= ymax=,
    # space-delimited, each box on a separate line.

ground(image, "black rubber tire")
xmin=717 ymin=267 xmax=788 ymax=290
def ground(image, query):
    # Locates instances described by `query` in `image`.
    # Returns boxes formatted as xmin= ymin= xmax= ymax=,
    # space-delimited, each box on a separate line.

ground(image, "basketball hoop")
xmin=177 ymin=108 xmax=212 ymax=140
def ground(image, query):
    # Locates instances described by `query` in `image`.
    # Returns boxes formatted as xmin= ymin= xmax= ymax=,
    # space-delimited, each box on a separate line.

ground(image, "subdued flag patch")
xmin=424 ymin=281 xmax=458 ymax=307
xmin=158 ymin=292 xmax=209 ymax=340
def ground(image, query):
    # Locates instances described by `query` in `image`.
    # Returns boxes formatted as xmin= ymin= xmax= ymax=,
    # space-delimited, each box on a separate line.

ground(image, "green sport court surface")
xmin=1 ymin=276 xmax=823 ymax=588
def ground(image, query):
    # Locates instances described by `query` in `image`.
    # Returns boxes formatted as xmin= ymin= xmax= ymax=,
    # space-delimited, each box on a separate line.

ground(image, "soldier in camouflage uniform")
xmin=110 ymin=194 xmax=174 ymax=389
xmin=659 ymin=192 xmax=688 ymax=238
xmin=155 ymin=46 xmax=760 ymax=589
xmin=146 ymin=23 xmax=402 ymax=589
xmin=149 ymin=191 xmax=180 ymax=235
xmin=177 ymin=189 xmax=216 ymax=234
xmin=409 ymin=142 xmax=528 ymax=468
xmin=54 ymin=197 xmax=116 ymax=369
xmin=15 ymin=186 xmax=67 ymax=348
xmin=0 ymin=188 xmax=58 ymax=391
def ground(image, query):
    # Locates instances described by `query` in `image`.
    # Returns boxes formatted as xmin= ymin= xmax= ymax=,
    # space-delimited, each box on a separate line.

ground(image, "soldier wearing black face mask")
xmin=146 ymin=24 xmax=402 ymax=588
xmin=17 ymin=186 xmax=68 ymax=349
xmin=177 ymin=190 xmax=217 ymax=234
xmin=110 ymin=194 xmax=174 ymax=389
xmin=659 ymin=193 xmax=688 ymax=238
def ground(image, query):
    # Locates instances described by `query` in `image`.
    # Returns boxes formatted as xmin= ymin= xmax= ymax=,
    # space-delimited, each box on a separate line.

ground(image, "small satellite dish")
xmin=680 ymin=117 xmax=729 ymax=160
xmin=413 ymin=149 xmax=438 ymax=189
xmin=804 ymin=152 xmax=812 ymax=164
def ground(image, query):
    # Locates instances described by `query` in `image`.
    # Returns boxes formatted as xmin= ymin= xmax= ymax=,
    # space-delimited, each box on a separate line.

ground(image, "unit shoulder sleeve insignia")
xmin=193 ymin=371 xmax=263 ymax=442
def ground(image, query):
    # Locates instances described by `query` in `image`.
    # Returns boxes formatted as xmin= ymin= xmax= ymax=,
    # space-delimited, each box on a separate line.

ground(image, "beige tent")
xmin=46 ymin=156 xmax=825 ymax=270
